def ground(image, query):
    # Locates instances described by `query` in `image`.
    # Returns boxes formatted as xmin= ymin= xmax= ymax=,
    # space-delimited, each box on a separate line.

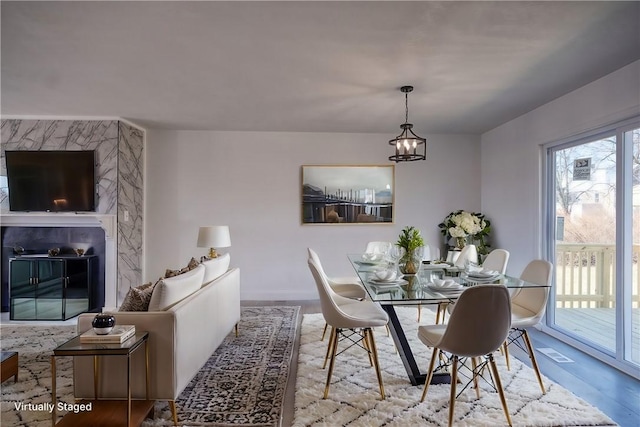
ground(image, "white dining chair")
xmin=453 ymin=244 xmax=479 ymax=268
xmin=418 ymin=284 xmax=513 ymax=427
xmin=503 ymin=259 xmax=552 ymax=394
xmin=308 ymin=258 xmax=389 ymax=400
xmin=307 ymin=248 xmax=366 ymax=341
xmin=482 ymin=249 xmax=510 ymax=274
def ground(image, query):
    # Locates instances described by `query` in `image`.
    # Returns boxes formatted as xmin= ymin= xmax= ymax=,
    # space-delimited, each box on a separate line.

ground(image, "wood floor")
xmin=243 ymin=300 xmax=640 ymax=427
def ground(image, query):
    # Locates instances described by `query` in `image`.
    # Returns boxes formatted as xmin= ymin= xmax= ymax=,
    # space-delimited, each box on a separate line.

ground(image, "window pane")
xmin=631 ymin=128 xmax=640 ymax=364
xmin=554 ymin=136 xmax=616 ymax=353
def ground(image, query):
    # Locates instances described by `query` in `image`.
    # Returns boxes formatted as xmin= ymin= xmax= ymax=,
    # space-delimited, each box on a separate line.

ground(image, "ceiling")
xmin=2 ymin=1 xmax=639 ymax=134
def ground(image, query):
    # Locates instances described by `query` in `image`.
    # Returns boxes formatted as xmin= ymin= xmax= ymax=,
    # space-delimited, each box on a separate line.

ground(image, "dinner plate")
xmin=369 ymin=282 xmax=403 ymax=291
xmin=355 ymin=260 xmax=382 ymax=266
xmin=466 ymin=270 xmax=499 ymax=278
xmin=369 ymin=278 xmax=406 ymax=285
xmin=427 ymin=283 xmax=465 ymax=292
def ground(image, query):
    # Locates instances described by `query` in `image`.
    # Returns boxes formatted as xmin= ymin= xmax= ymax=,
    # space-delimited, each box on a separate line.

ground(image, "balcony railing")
xmin=555 ymin=243 xmax=640 ymax=308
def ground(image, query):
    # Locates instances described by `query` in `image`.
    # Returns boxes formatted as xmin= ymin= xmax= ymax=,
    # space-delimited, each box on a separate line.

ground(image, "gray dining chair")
xmin=308 ymin=258 xmax=389 ymax=400
xmin=418 ymin=284 xmax=513 ymax=427
xmin=504 ymin=259 xmax=552 ymax=394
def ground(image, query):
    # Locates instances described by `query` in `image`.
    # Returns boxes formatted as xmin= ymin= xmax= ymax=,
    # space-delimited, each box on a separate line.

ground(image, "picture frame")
xmin=301 ymin=165 xmax=394 ymax=224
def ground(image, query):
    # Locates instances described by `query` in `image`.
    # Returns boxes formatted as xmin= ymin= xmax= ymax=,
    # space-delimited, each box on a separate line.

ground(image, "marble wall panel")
xmin=117 ymin=122 xmax=144 ymax=301
xmin=0 ymin=120 xmax=119 ymax=214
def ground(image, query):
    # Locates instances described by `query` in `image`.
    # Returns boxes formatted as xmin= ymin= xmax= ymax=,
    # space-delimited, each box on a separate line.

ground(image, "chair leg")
xmin=448 ymin=355 xmax=459 ymax=427
xmin=487 ymin=353 xmax=512 ymax=427
xmin=522 ymin=330 xmax=545 ymax=394
xmin=471 ymin=357 xmax=481 ymax=399
xmin=321 ymin=323 xmax=328 ymax=341
xmin=323 ymin=326 xmax=335 ymax=369
xmin=365 ymin=328 xmax=385 ymax=400
xmin=503 ymin=341 xmax=511 ymax=371
xmin=421 ymin=347 xmax=439 ymax=402
xmin=417 ymin=304 xmax=421 ymax=322
xmin=363 ymin=330 xmax=374 ymax=367
xmin=169 ymin=400 xmax=178 ymax=426
xmin=323 ymin=327 xmax=340 ymax=399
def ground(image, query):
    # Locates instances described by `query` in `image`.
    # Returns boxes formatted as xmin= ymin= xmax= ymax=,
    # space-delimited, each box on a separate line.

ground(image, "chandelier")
xmin=388 ymin=86 xmax=426 ymax=162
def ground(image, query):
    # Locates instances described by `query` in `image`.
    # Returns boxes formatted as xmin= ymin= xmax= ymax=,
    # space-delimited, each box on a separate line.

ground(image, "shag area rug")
xmin=293 ymin=307 xmax=617 ymax=427
xmin=1 ymin=305 xmax=299 ymax=427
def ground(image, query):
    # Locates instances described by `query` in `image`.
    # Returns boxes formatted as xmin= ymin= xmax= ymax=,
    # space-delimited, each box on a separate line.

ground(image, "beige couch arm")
xmin=73 ymin=311 xmax=178 ymax=400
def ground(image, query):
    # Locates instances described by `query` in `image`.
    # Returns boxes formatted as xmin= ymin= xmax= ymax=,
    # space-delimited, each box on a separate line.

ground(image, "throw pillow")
xmin=164 ymin=257 xmax=201 ymax=278
xmin=148 ymin=264 xmax=205 ymax=311
xmin=201 ymin=252 xmax=231 ymax=285
xmin=119 ymin=281 xmax=157 ymax=311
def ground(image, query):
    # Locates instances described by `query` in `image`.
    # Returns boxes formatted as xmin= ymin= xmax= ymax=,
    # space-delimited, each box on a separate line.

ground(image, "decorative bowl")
xmin=71 ymin=243 xmax=91 ymax=256
xmin=48 ymin=247 xmax=60 ymax=257
xmin=92 ymin=313 xmax=116 ymax=335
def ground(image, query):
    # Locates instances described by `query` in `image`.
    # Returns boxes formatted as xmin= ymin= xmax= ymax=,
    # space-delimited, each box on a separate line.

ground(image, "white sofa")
xmin=73 ymin=261 xmax=240 ymax=424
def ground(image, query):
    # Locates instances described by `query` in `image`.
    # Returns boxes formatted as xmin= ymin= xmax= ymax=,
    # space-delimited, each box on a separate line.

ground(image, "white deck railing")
xmin=555 ymin=243 xmax=640 ymax=308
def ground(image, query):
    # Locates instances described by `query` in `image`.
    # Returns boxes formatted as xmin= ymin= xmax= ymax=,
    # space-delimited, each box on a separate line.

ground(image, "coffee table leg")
xmin=51 ymin=355 xmax=56 ymax=427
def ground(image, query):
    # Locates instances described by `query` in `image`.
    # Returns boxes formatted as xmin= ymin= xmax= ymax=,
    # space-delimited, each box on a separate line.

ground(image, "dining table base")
xmin=382 ymin=305 xmax=451 ymax=386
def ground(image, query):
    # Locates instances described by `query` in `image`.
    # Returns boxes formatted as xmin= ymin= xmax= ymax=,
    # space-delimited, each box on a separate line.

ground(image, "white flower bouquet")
xmin=439 ymin=210 xmax=491 ymax=254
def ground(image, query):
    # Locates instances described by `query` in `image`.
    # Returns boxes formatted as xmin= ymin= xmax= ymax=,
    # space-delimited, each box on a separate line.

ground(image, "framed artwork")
xmin=301 ymin=165 xmax=394 ymax=224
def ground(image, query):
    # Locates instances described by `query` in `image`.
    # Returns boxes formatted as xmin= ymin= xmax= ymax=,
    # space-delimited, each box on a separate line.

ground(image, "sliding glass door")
xmin=546 ymin=119 xmax=639 ymax=375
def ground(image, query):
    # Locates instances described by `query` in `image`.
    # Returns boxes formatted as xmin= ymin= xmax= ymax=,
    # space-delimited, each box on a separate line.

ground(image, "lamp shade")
xmin=197 ymin=226 xmax=231 ymax=249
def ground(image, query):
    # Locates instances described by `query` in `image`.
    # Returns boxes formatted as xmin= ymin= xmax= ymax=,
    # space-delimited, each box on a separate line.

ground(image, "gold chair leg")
xmin=471 ymin=357 xmax=481 ymax=399
xmin=421 ymin=347 xmax=439 ymax=402
xmin=488 ymin=354 xmax=512 ymax=427
xmin=323 ymin=327 xmax=340 ymax=399
xmin=365 ymin=328 xmax=385 ymax=400
xmin=323 ymin=326 xmax=335 ymax=369
xmin=522 ymin=330 xmax=545 ymax=394
xmin=448 ymin=355 xmax=459 ymax=427
xmin=363 ymin=330 xmax=374 ymax=367
xmin=321 ymin=323 xmax=328 ymax=341
xmin=503 ymin=341 xmax=511 ymax=371
xmin=169 ymin=400 xmax=178 ymax=426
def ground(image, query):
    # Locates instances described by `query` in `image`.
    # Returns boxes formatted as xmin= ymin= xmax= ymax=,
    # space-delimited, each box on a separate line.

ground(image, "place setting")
xmin=461 ymin=262 xmax=502 ymax=284
xmin=367 ymin=269 xmax=407 ymax=289
xmin=426 ymin=277 xmax=465 ymax=295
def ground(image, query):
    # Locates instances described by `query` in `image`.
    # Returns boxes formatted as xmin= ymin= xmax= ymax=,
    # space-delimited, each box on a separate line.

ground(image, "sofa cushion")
xmin=119 ymin=281 xmax=157 ymax=311
xmin=201 ymin=253 xmax=231 ymax=285
xmin=148 ymin=264 xmax=205 ymax=311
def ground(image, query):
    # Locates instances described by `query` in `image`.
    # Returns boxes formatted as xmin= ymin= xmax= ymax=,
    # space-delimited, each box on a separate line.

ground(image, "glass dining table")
xmin=348 ymin=253 xmax=550 ymax=386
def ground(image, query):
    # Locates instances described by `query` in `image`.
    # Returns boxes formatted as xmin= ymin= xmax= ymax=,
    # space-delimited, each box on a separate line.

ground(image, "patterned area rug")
xmin=1 ymin=306 xmax=299 ymax=427
xmin=293 ymin=307 xmax=617 ymax=427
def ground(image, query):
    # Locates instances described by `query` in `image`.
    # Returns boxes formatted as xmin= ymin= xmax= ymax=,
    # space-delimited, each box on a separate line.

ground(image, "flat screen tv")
xmin=5 ymin=150 xmax=96 ymax=212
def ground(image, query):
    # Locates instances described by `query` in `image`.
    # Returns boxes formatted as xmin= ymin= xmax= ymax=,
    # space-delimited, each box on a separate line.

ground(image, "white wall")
xmin=145 ymin=130 xmax=480 ymax=300
xmin=481 ymin=60 xmax=640 ymax=275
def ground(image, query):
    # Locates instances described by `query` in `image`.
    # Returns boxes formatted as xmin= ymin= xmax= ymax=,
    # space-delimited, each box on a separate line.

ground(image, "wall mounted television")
xmin=5 ymin=150 xmax=96 ymax=212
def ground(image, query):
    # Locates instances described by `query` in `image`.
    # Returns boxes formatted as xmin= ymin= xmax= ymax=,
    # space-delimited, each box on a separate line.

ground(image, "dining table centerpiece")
xmin=439 ymin=210 xmax=491 ymax=255
xmin=395 ymin=226 xmax=425 ymax=275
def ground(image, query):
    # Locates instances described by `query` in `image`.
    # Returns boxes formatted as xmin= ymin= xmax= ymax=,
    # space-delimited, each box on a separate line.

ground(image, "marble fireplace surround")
xmin=1 ymin=214 xmax=113 ymax=311
xmin=1 ymin=119 xmax=145 ymax=309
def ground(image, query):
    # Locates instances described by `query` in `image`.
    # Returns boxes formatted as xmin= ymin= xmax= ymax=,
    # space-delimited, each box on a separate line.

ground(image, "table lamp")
xmin=197 ymin=226 xmax=231 ymax=258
